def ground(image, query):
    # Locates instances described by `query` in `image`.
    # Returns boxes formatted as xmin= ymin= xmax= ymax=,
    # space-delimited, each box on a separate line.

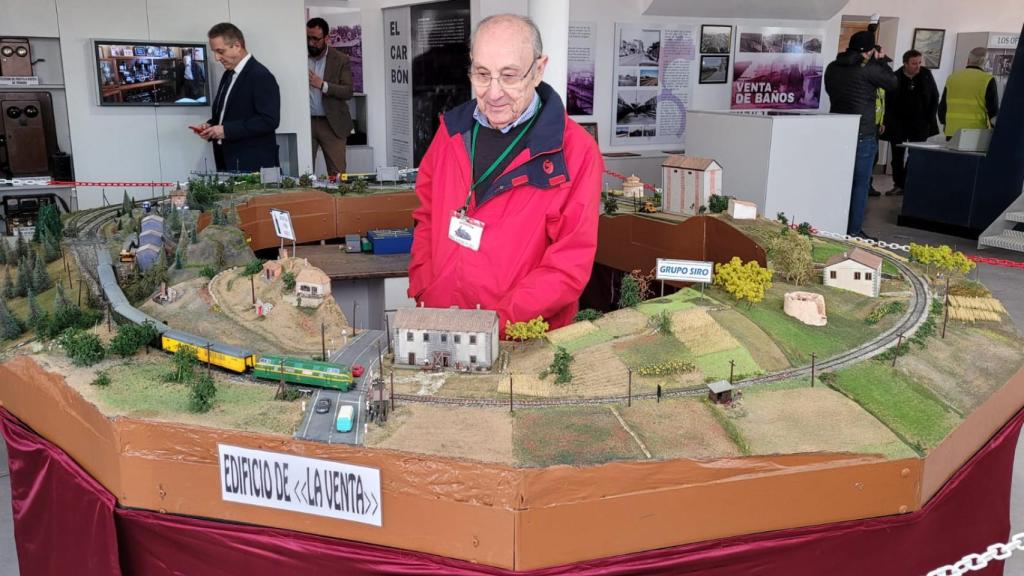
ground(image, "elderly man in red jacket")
xmin=408 ymin=13 xmax=603 ymax=337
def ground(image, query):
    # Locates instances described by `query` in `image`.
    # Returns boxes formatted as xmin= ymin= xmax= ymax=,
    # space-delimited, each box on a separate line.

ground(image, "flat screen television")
xmin=93 ymin=40 xmax=210 ymax=106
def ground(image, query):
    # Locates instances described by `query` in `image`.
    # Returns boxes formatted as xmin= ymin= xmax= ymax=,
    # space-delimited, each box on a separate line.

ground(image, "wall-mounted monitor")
xmin=93 ymin=40 xmax=210 ymax=106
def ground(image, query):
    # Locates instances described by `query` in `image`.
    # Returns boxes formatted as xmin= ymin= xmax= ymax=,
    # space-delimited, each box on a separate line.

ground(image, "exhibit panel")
xmin=685 ymin=110 xmax=858 ymax=232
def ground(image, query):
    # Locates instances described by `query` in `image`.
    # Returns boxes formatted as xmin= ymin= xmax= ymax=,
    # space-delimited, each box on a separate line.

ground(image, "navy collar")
xmin=446 ymin=81 xmax=565 ymax=157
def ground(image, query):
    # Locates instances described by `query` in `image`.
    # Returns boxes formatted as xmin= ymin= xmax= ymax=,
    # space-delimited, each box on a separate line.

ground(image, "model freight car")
xmin=252 ymin=354 xmax=353 ymax=391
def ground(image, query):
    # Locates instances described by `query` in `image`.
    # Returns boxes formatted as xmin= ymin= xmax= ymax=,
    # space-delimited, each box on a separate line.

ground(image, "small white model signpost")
xmin=656 ymin=258 xmax=714 ymax=300
xmin=270 ymin=208 xmax=296 ymax=259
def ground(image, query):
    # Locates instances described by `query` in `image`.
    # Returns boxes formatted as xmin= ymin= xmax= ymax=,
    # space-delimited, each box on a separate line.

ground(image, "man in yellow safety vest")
xmin=939 ymin=47 xmax=999 ymax=138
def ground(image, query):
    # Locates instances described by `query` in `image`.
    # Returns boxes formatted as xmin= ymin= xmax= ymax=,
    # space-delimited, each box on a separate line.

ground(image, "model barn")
xmin=661 ymin=155 xmax=722 ymax=216
xmin=823 ymin=248 xmax=882 ymax=298
xmin=393 ymin=307 xmax=500 ymax=370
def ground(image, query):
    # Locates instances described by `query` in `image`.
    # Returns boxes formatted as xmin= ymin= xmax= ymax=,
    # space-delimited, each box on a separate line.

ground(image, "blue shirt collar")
xmin=472 ymin=92 xmax=541 ymax=134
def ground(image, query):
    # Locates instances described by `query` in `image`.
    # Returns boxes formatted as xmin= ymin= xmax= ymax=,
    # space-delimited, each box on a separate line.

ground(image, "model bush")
xmin=573 ymin=308 xmax=603 ymax=322
xmin=505 ymin=316 xmax=549 ymax=342
xmin=768 ymin=230 xmax=813 ymax=286
xmin=602 ymin=193 xmax=619 ymax=215
xmin=200 ymin=265 xmax=218 ymax=279
xmin=281 ymin=177 xmax=297 ymax=189
xmin=618 ymin=275 xmax=641 ymax=308
xmin=776 ymin=212 xmax=789 ymax=225
xmin=548 ymin=346 xmax=573 ymax=384
xmin=713 ymin=257 xmax=773 ymax=307
xmin=242 ymin=258 xmax=265 ymax=276
xmin=796 ymin=222 xmax=813 ymax=236
xmin=37 ymin=286 xmax=102 ymax=340
xmin=655 ymin=310 xmax=673 ymax=335
xmin=109 ymin=322 xmax=159 ymax=358
xmin=708 ymin=194 xmax=730 ymax=214
xmin=281 ymin=271 xmax=296 ymax=291
xmin=92 ymin=371 xmax=111 ymax=387
xmin=298 ymin=173 xmax=313 ymax=187
xmin=189 ymin=373 xmax=217 ymax=413
xmin=58 ymin=328 xmax=105 ymax=367
xmin=865 ymin=300 xmax=906 ymax=325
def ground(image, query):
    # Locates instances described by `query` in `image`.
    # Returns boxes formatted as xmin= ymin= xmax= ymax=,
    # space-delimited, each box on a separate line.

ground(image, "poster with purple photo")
xmin=567 ymin=21 xmax=595 ymax=116
xmin=731 ymin=27 xmax=824 ymax=110
xmin=329 ymin=24 xmax=363 ymax=93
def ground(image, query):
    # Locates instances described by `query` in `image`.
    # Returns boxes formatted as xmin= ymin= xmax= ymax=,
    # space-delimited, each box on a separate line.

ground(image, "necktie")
xmin=213 ymin=69 xmax=235 ymax=123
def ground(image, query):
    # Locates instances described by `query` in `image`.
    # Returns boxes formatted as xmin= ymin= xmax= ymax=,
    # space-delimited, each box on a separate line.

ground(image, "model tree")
xmin=713 ymin=257 xmax=773 ymax=307
xmin=3 ymin=266 xmax=14 ymax=299
xmin=0 ymin=298 xmax=23 ymax=340
xmin=0 ymin=237 xmax=8 ymax=265
xmin=42 ymin=235 xmax=61 ymax=263
xmin=768 ymin=230 xmax=813 ymax=285
xmin=618 ymin=274 xmax=642 ymax=308
xmin=708 ymin=195 xmax=730 ymax=213
xmin=189 ymin=373 xmax=217 ymax=413
xmin=15 ymin=257 xmax=31 ymax=298
xmin=120 ymin=190 xmax=132 ymax=216
xmin=32 ymin=251 xmax=52 ymax=293
xmin=33 ymin=204 xmax=63 ymax=248
xmin=14 ymin=234 xmax=28 ymax=260
xmin=603 ymin=192 xmax=619 ymax=215
xmin=26 ymin=287 xmax=44 ymax=329
xmin=908 ymin=243 xmax=975 ymax=278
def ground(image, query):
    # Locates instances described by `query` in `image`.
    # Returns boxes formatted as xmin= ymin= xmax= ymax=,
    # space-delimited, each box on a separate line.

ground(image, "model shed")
xmin=662 ymin=155 xmax=722 ymax=216
xmin=393 ymin=307 xmax=499 ymax=370
xmin=823 ymin=248 xmax=882 ymax=298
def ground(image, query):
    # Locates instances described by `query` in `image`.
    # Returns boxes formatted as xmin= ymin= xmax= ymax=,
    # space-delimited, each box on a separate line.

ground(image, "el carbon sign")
xmin=656 ymin=259 xmax=714 ymax=283
xmin=219 ymin=444 xmax=382 ymax=527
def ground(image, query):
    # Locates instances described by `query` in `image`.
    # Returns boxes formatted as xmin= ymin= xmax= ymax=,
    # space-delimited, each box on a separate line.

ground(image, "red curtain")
xmin=2 ymin=406 xmax=1016 ymax=575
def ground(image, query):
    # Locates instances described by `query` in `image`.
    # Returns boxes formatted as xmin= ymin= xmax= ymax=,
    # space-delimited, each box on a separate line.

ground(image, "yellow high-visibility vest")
xmin=944 ymin=68 xmax=993 ymax=137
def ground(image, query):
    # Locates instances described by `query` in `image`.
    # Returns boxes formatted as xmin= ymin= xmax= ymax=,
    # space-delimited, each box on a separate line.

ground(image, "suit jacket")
xmin=208 ymin=56 xmax=280 ymax=172
xmin=320 ymin=47 xmax=354 ymax=140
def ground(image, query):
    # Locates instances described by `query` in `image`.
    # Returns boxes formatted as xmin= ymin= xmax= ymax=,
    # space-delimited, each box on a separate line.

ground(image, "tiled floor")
xmin=0 ymin=180 xmax=1021 ymax=574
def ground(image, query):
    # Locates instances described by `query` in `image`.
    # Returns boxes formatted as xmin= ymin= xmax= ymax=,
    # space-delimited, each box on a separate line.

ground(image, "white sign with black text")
xmin=656 ymin=258 xmax=714 ymax=283
xmin=269 ymin=209 xmax=295 ymax=241
xmin=218 ymin=444 xmax=382 ymax=527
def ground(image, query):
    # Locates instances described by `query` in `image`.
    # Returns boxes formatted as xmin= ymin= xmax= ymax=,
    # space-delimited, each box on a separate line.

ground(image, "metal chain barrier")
xmin=927 ymin=532 xmax=1024 ymax=575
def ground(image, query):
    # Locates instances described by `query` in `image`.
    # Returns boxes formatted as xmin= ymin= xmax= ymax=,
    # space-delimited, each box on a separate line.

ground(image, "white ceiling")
xmin=642 ymin=0 xmax=851 ymax=20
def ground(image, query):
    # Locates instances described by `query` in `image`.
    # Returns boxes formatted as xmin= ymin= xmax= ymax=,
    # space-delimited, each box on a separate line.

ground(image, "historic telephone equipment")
xmin=0 ymin=93 xmax=55 ymax=177
xmin=0 ymin=38 xmax=33 ymax=77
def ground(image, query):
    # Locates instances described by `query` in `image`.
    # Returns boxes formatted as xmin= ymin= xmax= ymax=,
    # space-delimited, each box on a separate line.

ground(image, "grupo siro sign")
xmin=656 ymin=258 xmax=714 ymax=283
xmin=218 ymin=444 xmax=382 ymax=527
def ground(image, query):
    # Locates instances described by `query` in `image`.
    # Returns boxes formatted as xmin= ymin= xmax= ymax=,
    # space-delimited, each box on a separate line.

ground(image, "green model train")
xmin=253 ymin=354 xmax=353 ymax=391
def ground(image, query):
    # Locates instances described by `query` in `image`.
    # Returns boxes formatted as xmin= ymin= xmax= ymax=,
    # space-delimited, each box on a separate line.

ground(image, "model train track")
xmin=392 ymin=242 xmax=932 ymax=408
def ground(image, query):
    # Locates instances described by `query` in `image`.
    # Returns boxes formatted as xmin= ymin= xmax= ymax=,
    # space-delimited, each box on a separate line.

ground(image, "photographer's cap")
xmin=849 ymin=31 xmax=875 ymax=53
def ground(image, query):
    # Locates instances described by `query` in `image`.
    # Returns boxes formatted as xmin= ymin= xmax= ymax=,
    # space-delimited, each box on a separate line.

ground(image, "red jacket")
xmin=408 ymin=83 xmax=603 ymax=337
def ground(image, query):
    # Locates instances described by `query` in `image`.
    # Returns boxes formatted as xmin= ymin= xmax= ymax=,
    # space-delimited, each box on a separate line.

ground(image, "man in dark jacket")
xmin=194 ymin=22 xmax=281 ymax=172
xmin=882 ymin=49 xmax=939 ymax=194
xmin=824 ymin=31 xmax=897 ymax=237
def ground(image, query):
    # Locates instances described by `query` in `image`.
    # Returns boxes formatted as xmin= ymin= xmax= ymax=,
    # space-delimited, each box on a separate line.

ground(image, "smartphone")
xmin=189 ymin=125 xmax=204 ymax=134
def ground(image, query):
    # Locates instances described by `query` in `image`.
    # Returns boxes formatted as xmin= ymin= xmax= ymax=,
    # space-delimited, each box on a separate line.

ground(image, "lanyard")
xmin=462 ymin=101 xmax=541 ymax=213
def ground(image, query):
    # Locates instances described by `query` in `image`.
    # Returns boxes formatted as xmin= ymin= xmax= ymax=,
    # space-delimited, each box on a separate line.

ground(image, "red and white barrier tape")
xmin=604 ymin=169 xmax=659 ymax=192
xmin=49 ymin=180 xmax=174 ymax=187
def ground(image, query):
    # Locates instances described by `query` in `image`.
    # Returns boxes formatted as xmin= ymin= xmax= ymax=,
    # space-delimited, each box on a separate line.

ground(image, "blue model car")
xmin=335 ymin=405 xmax=354 ymax=433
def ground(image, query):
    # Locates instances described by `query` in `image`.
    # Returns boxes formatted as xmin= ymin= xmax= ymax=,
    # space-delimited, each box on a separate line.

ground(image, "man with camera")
xmin=824 ymin=30 xmax=897 ymax=238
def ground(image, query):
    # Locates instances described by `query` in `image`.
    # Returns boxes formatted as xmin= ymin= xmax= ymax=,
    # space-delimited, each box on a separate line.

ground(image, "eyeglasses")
xmin=307 ymin=35 xmax=325 ymax=43
xmin=468 ymin=57 xmax=539 ymax=89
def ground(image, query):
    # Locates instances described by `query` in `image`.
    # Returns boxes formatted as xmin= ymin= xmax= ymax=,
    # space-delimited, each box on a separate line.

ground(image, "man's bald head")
xmin=967 ymin=47 xmax=988 ymax=67
xmin=471 ymin=14 xmax=543 ymax=60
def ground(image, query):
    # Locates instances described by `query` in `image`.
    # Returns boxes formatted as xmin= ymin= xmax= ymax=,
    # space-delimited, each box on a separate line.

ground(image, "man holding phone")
xmin=190 ymin=22 xmax=280 ymax=172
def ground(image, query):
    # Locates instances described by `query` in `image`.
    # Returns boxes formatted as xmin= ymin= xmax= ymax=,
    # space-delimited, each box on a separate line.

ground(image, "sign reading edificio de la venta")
xmin=656 ymin=258 xmax=714 ymax=283
xmin=218 ymin=444 xmax=382 ymax=527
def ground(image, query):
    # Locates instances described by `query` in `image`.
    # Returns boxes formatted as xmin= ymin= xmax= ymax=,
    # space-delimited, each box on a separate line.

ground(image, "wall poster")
xmin=567 ymin=21 xmax=596 ymax=116
xmin=306 ymin=7 xmax=364 ymax=93
xmin=383 ymin=0 xmax=470 ymax=168
xmin=731 ymin=27 xmax=825 ymax=111
xmin=612 ymin=23 xmax=695 ymax=146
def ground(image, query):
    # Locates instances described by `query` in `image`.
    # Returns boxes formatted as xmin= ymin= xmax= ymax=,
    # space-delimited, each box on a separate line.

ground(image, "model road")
xmin=296 ymin=329 xmax=387 ymax=446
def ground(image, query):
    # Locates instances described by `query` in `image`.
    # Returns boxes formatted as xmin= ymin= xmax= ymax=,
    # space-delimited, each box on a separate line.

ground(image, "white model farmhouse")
xmin=661 ymin=155 xmax=722 ymax=216
xmin=823 ymin=248 xmax=882 ymax=298
xmin=393 ymin=307 xmax=500 ymax=370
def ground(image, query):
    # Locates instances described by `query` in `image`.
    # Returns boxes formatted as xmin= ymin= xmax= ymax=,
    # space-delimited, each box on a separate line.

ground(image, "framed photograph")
xmin=579 ymin=122 xmax=598 ymax=143
xmin=912 ymin=28 xmax=945 ymax=69
xmin=700 ymin=25 xmax=732 ymax=54
xmin=699 ymin=55 xmax=729 ymax=84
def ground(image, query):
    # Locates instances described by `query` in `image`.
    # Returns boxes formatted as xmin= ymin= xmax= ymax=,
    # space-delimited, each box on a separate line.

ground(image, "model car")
xmin=352 ymin=364 xmax=365 ymax=378
xmin=314 ymin=398 xmax=331 ymax=414
xmin=335 ymin=405 xmax=354 ymax=433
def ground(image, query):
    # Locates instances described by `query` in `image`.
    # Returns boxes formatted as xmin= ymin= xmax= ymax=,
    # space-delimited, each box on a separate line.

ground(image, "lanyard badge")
xmin=448 ymin=209 xmax=484 ymax=251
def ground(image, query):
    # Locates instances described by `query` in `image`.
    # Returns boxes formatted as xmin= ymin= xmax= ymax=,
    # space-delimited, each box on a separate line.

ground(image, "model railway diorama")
xmin=1 ymin=165 xmax=1023 ymax=573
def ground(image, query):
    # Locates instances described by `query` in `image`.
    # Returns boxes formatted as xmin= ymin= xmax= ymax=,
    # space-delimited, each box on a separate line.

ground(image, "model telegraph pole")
xmin=321 ymin=322 xmax=326 ymax=361
xmin=509 ymin=374 xmax=513 ymax=413
xmin=892 ymin=334 xmax=904 ymax=368
xmin=728 ymin=359 xmax=735 ymax=385
xmin=250 ymin=273 xmax=256 ymax=305
xmin=810 ymin=353 xmax=817 ymax=387
xmin=942 ymin=273 xmax=951 ymax=339
xmin=627 ymin=368 xmax=632 ymax=407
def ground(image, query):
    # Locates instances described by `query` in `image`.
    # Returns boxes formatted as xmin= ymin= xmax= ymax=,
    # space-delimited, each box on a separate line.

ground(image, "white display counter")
xmin=684 ymin=110 xmax=860 ymax=234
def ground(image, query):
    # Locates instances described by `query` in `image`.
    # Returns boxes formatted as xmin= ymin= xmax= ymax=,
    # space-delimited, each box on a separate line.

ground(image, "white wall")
xmin=1 ymin=0 xmax=311 ymax=209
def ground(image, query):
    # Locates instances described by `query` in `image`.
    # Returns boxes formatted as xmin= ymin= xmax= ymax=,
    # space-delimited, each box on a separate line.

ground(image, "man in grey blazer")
xmin=307 ymin=17 xmax=354 ymax=175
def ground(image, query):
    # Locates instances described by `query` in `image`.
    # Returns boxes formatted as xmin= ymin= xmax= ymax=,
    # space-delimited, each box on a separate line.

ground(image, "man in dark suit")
xmin=306 ymin=17 xmax=354 ymax=175
xmin=194 ymin=22 xmax=280 ymax=172
xmin=178 ymin=49 xmax=206 ymax=100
